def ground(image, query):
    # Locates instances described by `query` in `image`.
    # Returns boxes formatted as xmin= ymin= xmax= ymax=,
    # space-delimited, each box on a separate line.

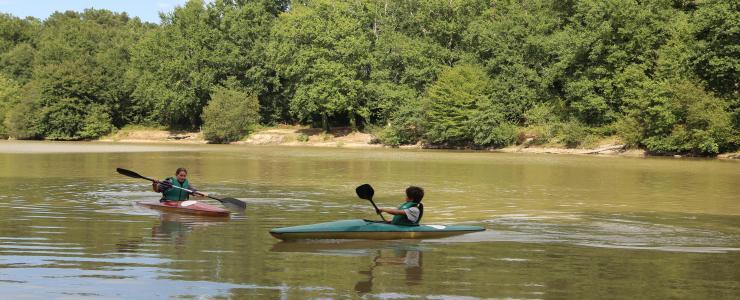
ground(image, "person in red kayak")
xmin=378 ymin=186 xmax=424 ymax=225
xmin=152 ymin=167 xmax=208 ymax=202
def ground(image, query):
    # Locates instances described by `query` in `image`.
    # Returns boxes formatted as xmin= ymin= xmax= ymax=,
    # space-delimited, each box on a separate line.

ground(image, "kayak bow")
xmin=270 ymin=219 xmax=484 ymax=240
xmin=136 ymin=200 xmax=230 ymax=217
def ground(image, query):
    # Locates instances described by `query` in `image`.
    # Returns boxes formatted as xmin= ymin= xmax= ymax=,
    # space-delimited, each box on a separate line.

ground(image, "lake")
xmin=0 ymin=140 xmax=738 ymax=298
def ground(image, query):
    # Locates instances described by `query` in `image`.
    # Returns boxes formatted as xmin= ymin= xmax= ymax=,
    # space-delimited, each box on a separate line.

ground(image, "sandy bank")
xmin=99 ymin=128 xmax=206 ymax=144
xmin=92 ymin=126 xmax=740 ymax=159
xmin=233 ymin=127 xmax=382 ymax=149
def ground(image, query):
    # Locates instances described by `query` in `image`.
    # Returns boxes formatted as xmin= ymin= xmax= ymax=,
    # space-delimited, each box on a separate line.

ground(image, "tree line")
xmin=0 ymin=0 xmax=737 ymax=155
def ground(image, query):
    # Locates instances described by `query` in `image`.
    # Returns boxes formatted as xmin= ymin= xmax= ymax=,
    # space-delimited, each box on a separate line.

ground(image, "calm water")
xmin=0 ymin=140 xmax=738 ymax=299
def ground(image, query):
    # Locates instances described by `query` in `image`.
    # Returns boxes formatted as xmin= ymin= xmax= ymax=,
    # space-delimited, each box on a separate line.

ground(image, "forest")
xmin=0 ymin=0 xmax=737 ymax=155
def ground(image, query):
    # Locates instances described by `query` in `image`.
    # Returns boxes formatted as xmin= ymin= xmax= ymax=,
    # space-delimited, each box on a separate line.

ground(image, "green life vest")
xmin=161 ymin=177 xmax=191 ymax=201
xmin=391 ymin=201 xmax=423 ymax=226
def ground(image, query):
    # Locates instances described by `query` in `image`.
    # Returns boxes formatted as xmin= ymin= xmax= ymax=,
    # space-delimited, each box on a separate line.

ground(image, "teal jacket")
xmin=391 ymin=201 xmax=424 ymax=226
xmin=159 ymin=177 xmax=194 ymax=201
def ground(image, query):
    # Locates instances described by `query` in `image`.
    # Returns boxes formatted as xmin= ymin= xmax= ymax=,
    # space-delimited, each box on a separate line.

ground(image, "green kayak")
xmin=270 ymin=219 xmax=485 ymax=240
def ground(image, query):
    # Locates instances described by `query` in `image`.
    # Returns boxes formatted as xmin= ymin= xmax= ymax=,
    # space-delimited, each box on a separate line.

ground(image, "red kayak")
xmin=136 ymin=200 xmax=230 ymax=217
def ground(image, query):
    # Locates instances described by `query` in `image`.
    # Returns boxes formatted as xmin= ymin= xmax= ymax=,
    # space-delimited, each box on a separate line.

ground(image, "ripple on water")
xmin=429 ymin=212 xmax=740 ymax=253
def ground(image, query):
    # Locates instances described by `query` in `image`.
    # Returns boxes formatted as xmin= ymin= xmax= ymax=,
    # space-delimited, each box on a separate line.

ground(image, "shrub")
xmin=524 ymin=103 xmax=560 ymax=127
xmin=615 ymin=117 xmax=642 ymax=148
xmin=373 ymin=126 xmax=400 ymax=147
xmin=80 ymin=104 xmax=115 ymax=139
xmin=423 ymin=64 xmax=491 ymax=146
xmin=558 ymin=120 xmax=588 ymax=148
xmin=620 ymin=80 xmax=735 ymax=155
xmin=296 ymin=133 xmax=309 ymax=142
xmin=202 ymin=83 xmax=260 ymax=143
xmin=470 ymin=104 xmax=517 ymax=148
xmin=370 ymin=96 xmax=425 ymax=147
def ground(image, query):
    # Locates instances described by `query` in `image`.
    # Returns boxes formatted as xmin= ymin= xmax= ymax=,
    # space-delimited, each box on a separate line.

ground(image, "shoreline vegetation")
xmin=0 ymin=1 xmax=737 ymax=157
xmin=95 ymin=126 xmax=739 ymax=159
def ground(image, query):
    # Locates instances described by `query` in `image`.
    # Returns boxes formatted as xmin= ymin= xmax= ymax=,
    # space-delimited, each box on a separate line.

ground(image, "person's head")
xmin=405 ymin=186 xmax=424 ymax=203
xmin=175 ymin=167 xmax=188 ymax=182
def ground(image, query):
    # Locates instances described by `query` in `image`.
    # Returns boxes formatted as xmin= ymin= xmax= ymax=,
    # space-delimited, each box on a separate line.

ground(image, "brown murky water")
xmin=0 ymin=140 xmax=738 ymax=298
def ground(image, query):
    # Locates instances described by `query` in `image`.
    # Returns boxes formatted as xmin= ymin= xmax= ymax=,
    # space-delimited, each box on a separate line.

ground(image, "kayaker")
xmin=152 ymin=167 xmax=208 ymax=202
xmin=378 ymin=186 xmax=424 ymax=225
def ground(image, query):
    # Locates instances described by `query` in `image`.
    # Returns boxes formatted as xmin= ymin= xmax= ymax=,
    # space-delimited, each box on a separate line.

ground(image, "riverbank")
xmin=98 ymin=126 xmax=207 ymax=144
xmin=97 ymin=126 xmax=740 ymax=159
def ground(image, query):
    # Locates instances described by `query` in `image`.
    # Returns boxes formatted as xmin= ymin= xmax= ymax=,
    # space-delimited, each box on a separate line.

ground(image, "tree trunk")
xmin=322 ymin=113 xmax=329 ymax=132
xmin=349 ymin=110 xmax=356 ymax=131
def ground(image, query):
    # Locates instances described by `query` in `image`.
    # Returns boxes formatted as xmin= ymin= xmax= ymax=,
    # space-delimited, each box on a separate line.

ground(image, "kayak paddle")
xmin=116 ymin=168 xmax=246 ymax=210
xmin=355 ymin=184 xmax=387 ymax=222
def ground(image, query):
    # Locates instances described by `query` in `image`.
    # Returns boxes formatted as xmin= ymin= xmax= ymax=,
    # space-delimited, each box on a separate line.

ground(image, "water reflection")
xmin=111 ymin=212 xmax=231 ymax=255
xmin=354 ymin=249 xmax=423 ymax=294
xmin=271 ymin=241 xmax=425 ymax=295
xmin=150 ymin=213 xmax=229 ymax=245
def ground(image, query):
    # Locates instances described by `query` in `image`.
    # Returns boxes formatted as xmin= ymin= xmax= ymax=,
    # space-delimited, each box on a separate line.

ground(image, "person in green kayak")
xmin=378 ymin=186 xmax=424 ymax=225
xmin=152 ymin=167 xmax=208 ymax=202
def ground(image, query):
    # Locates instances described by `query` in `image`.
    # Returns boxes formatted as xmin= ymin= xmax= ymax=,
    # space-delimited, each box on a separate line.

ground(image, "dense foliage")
xmin=0 ymin=0 xmax=737 ymax=154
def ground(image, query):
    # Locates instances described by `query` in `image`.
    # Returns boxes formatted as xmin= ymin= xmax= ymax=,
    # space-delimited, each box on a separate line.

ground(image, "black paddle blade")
xmin=116 ymin=168 xmax=144 ymax=179
xmin=220 ymin=197 xmax=247 ymax=210
xmin=356 ymin=184 xmax=374 ymax=200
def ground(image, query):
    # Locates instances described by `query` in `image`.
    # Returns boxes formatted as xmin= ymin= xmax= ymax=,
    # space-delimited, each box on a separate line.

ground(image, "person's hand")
xmin=375 ymin=208 xmax=382 ymax=214
xmin=159 ymin=181 xmax=172 ymax=189
xmin=192 ymin=191 xmax=208 ymax=197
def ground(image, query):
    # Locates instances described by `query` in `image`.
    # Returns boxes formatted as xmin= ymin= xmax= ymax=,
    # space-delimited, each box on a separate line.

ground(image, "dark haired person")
xmin=378 ymin=186 xmax=424 ymax=225
xmin=152 ymin=167 xmax=208 ymax=202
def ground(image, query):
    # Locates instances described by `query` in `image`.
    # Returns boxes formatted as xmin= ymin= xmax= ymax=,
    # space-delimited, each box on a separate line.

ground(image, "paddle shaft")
xmin=369 ymin=199 xmax=388 ymax=222
xmin=116 ymin=168 xmax=245 ymax=209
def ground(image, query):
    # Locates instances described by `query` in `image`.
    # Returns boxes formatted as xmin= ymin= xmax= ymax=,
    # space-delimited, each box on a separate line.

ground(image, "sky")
xmin=0 ymin=0 xmax=189 ymax=23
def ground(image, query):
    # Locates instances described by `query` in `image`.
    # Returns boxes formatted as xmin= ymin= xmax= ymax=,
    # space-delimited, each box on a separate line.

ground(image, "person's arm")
xmin=378 ymin=207 xmax=406 ymax=215
xmin=188 ymin=185 xmax=209 ymax=197
xmin=153 ymin=179 xmax=173 ymax=193
xmin=379 ymin=207 xmax=420 ymax=222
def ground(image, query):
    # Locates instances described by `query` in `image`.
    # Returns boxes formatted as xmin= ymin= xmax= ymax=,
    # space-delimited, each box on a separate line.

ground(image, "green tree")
xmin=33 ymin=9 xmax=146 ymax=139
xmin=129 ymin=0 xmax=221 ymax=128
xmin=130 ymin=0 xmax=279 ymax=128
xmin=367 ymin=32 xmax=448 ymax=127
xmin=691 ymin=0 xmax=739 ymax=98
xmin=464 ymin=0 xmax=566 ymax=122
xmin=0 ymin=43 xmax=36 ymax=83
xmin=268 ymin=0 xmax=373 ymax=131
xmin=0 ymin=14 xmax=39 ymax=84
xmin=209 ymin=0 xmax=284 ymax=124
xmin=560 ymin=0 xmax=676 ymax=125
xmin=0 ymin=74 xmax=20 ymax=137
xmin=3 ymin=80 xmax=42 ymax=139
